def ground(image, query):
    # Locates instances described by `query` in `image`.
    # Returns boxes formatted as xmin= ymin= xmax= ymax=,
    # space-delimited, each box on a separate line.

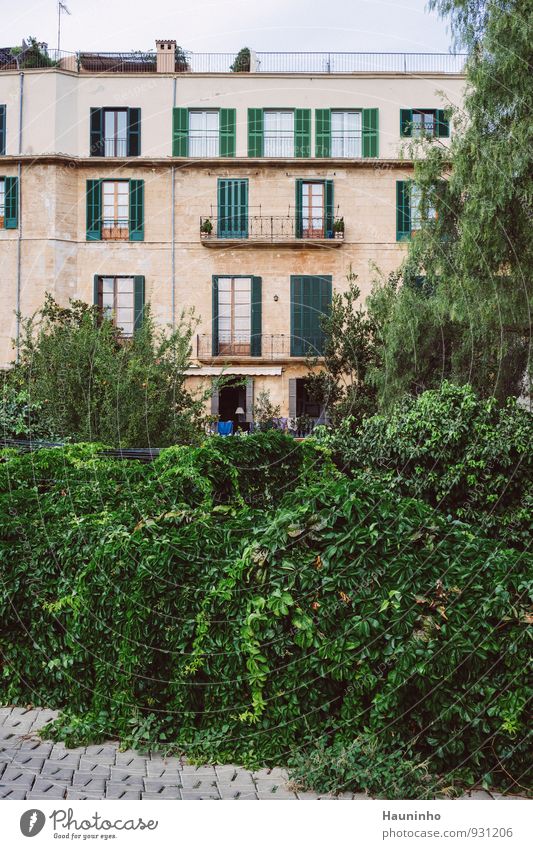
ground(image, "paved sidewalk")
xmin=0 ymin=707 xmax=521 ymax=801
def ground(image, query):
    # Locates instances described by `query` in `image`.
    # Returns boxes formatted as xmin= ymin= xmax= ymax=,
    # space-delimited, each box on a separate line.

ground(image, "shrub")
xmin=12 ymin=295 xmax=208 ymax=447
xmin=230 ymin=48 xmax=251 ymax=72
xmin=1 ymin=372 xmax=56 ymax=441
xmin=0 ymin=438 xmax=529 ymax=797
xmin=318 ymin=383 xmax=533 ymax=549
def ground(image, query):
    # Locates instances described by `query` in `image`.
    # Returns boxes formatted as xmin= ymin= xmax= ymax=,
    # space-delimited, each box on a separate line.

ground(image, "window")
xmin=410 ymin=184 xmax=436 ymax=232
xmin=295 ymin=179 xmax=334 ymax=239
xmin=102 ymin=181 xmax=129 ymax=239
xmin=264 ymin=110 xmax=294 ymax=157
xmin=396 ymin=181 xmax=436 ymax=240
xmin=0 ymin=176 xmax=18 ymax=229
xmin=103 ymin=109 xmax=128 ymax=156
xmin=189 ymin=110 xmax=219 ymax=157
xmin=90 ymin=108 xmax=140 ymax=157
xmin=97 ymin=276 xmax=135 ymax=336
xmin=217 ymin=277 xmax=252 ymax=354
xmin=331 ymin=110 xmax=362 ymax=157
xmin=400 ymin=108 xmax=449 ymax=138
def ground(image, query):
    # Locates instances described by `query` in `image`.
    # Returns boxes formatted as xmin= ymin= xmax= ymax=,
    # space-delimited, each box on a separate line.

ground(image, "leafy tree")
xmin=230 ymin=47 xmax=251 ymax=72
xmin=370 ymin=0 xmax=532 ymax=405
xmin=305 ymin=268 xmax=379 ymax=427
xmin=12 ymin=295 xmax=209 ymax=447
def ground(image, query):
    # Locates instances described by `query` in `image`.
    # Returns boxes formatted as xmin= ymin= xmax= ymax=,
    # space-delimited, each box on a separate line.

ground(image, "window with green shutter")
xmin=0 ymin=176 xmax=18 ymax=229
xmin=295 ymin=180 xmax=334 ymax=239
xmin=249 ymin=109 xmax=311 ymax=158
xmin=396 ymin=180 xmax=411 ymax=241
xmin=217 ymin=179 xmax=248 ymax=238
xmin=0 ymin=106 xmax=6 ymax=156
xmin=90 ymin=108 xmax=140 ymax=157
xmin=400 ymin=108 xmax=449 ymax=138
xmin=94 ymin=275 xmax=144 ymax=336
xmin=362 ymin=108 xmax=379 ymax=157
xmin=127 ymin=108 xmax=141 ymax=156
xmin=173 ymin=108 xmax=236 ymax=157
xmin=212 ymin=276 xmax=261 ymax=357
xmin=173 ymin=108 xmax=189 ymax=156
xmin=87 ymin=180 xmax=144 ymax=241
xmin=290 ymin=275 xmax=332 ymax=356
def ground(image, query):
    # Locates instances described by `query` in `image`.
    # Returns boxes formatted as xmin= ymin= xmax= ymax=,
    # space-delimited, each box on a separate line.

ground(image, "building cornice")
xmin=0 ymin=68 xmax=466 ymax=81
xmin=1 ymin=154 xmax=420 ymax=169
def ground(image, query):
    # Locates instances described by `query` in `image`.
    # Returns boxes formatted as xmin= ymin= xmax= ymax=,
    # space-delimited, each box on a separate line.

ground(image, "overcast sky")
xmin=1 ymin=0 xmax=453 ymax=54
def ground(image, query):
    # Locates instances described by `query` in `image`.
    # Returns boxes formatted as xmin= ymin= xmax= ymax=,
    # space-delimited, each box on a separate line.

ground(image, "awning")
xmin=185 ymin=366 xmax=283 ymax=377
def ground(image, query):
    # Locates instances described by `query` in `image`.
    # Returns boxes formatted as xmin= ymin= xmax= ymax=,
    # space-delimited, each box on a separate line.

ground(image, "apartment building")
xmin=0 ymin=42 xmax=465 ymax=423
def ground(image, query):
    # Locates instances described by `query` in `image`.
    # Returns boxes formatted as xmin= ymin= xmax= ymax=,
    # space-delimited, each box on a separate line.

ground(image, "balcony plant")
xmin=175 ymin=45 xmax=190 ymax=72
xmin=333 ymin=217 xmax=345 ymax=239
xmin=200 ymin=218 xmax=213 ymax=238
xmin=230 ymin=47 xmax=251 ymax=72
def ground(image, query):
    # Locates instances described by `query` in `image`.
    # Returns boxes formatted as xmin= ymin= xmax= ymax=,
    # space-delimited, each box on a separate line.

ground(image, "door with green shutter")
xmin=217 ymin=179 xmax=248 ymax=238
xmin=295 ymin=180 xmax=334 ymax=239
xmin=212 ymin=275 xmax=261 ymax=356
xmin=290 ymin=275 xmax=332 ymax=356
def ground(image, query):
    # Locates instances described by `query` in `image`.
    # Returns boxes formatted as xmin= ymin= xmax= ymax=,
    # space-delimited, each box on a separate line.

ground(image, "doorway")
xmin=218 ymin=379 xmax=247 ymax=431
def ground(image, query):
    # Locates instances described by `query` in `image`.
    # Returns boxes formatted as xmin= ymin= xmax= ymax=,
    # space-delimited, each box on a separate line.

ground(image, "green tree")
xmin=12 ymin=295 xmax=209 ymax=447
xmin=305 ymin=268 xmax=378 ymax=427
xmin=370 ymin=0 xmax=532 ymax=406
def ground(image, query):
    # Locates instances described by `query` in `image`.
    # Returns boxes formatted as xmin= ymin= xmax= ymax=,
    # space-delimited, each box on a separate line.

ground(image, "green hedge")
xmin=1 ymin=432 xmax=530 ymax=797
xmin=320 ymin=383 xmax=533 ymax=549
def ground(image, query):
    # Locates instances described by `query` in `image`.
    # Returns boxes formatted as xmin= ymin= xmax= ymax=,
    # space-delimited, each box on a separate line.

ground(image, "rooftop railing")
xmin=0 ymin=49 xmax=467 ymax=74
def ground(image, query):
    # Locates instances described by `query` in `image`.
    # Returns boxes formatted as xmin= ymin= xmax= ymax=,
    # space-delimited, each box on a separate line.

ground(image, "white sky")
xmin=1 ymin=0 xmax=453 ymax=54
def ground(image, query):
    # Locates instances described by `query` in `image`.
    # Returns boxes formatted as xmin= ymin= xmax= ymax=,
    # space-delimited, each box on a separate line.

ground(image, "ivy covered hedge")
xmin=1 ymin=430 xmax=530 ymax=797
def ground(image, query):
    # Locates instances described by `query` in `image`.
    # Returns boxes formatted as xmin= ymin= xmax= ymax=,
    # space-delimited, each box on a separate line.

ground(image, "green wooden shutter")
xmin=325 ymin=180 xmax=334 ymax=238
xmin=396 ymin=181 xmax=411 ymax=241
xmin=400 ymin=108 xmax=412 ymax=137
xmin=86 ymin=179 xmax=101 ymax=241
xmin=248 ymin=108 xmax=263 ymax=157
xmin=133 ymin=276 xmax=145 ymax=331
xmin=291 ymin=276 xmax=303 ymax=356
xmin=318 ymin=276 xmax=332 ymax=356
xmin=172 ymin=108 xmax=189 ymax=156
xmin=89 ymin=107 xmax=104 ymax=156
xmin=315 ymin=108 xmax=331 ymax=157
xmin=294 ymin=108 xmax=311 ymax=157
xmin=295 ymin=179 xmax=303 ymax=238
xmin=0 ymin=106 xmax=6 ymax=156
xmin=127 ymin=108 xmax=141 ymax=156
xmin=362 ymin=108 xmax=379 ymax=157
xmin=217 ymin=179 xmax=248 ymax=238
xmin=436 ymin=109 xmax=450 ymax=138
xmin=93 ymin=275 xmax=100 ymax=309
xmin=251 ymin=276 xmax=262 ymax=357
xmin=212 ymin=277 xmax=219 ymax=355
xmin=220 ymin=108 xmax=236 ymax=157
xmin=4 ymin=176 xmax=18 ymax=229
xmin=129 ymin=180 xmax=144 ymax=241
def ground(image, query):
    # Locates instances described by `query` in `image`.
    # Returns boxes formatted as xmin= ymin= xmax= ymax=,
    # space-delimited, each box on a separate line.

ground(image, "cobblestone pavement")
xmin=0 ymin=707 xmax=522 ymax=801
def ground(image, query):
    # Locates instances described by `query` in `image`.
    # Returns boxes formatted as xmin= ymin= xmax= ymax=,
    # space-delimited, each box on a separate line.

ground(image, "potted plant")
xmin=200 ymin=218 xmax=213 ymax=238
xmin=230 ymin=47 xmax=251 ymax=72
xmin=334 ymin=217 xmax=345 ymax=240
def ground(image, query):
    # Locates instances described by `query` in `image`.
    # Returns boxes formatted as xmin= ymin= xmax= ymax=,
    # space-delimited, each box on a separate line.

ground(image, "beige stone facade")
xmin=0 ymin=52 xmax=464 ymax=420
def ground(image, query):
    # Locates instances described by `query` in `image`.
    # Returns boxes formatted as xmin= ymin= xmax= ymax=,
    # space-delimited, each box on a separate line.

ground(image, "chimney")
xmin=156 ymin=39 xmax=176 ymax=73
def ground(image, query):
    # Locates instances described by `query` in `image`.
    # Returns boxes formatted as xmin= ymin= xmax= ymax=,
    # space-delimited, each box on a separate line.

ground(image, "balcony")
xmin=200 ymin=215 xmax=345 ymax=247
xmin=101 ymin=218 xmax=129 ymax=240
xmin=196 ymin=334 xmax=325 ymax=361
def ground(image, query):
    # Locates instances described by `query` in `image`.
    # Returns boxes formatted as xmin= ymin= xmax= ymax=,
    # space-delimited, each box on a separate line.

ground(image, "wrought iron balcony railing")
xmin=197 ymin=334 xmax=326 ymax=359
xmin=200 ymin=215 xmax=345 ymax=242
xmin=101 ymin=218 xmax=130 ymax=240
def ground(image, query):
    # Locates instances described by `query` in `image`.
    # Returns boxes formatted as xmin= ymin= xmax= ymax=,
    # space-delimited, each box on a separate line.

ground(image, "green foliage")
xmin=318 ymin=382 xmax=533 ymax=548
xmin=306 ymin=268 xmax=378 ymax=427
xmin=252 ymin=390 xmax=281 ymax=431
xmin=12 ymin=295 xmax=208 ymax=447
xmin=1 ymin=432 xmax=529 ymax=797
xmin=1 ymin=372 xmax=56 ymax=441
xmin=230 ymin=48 xmax=251 ymax=72
xmin=364 ymin=0 xmax=532 ymax=406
